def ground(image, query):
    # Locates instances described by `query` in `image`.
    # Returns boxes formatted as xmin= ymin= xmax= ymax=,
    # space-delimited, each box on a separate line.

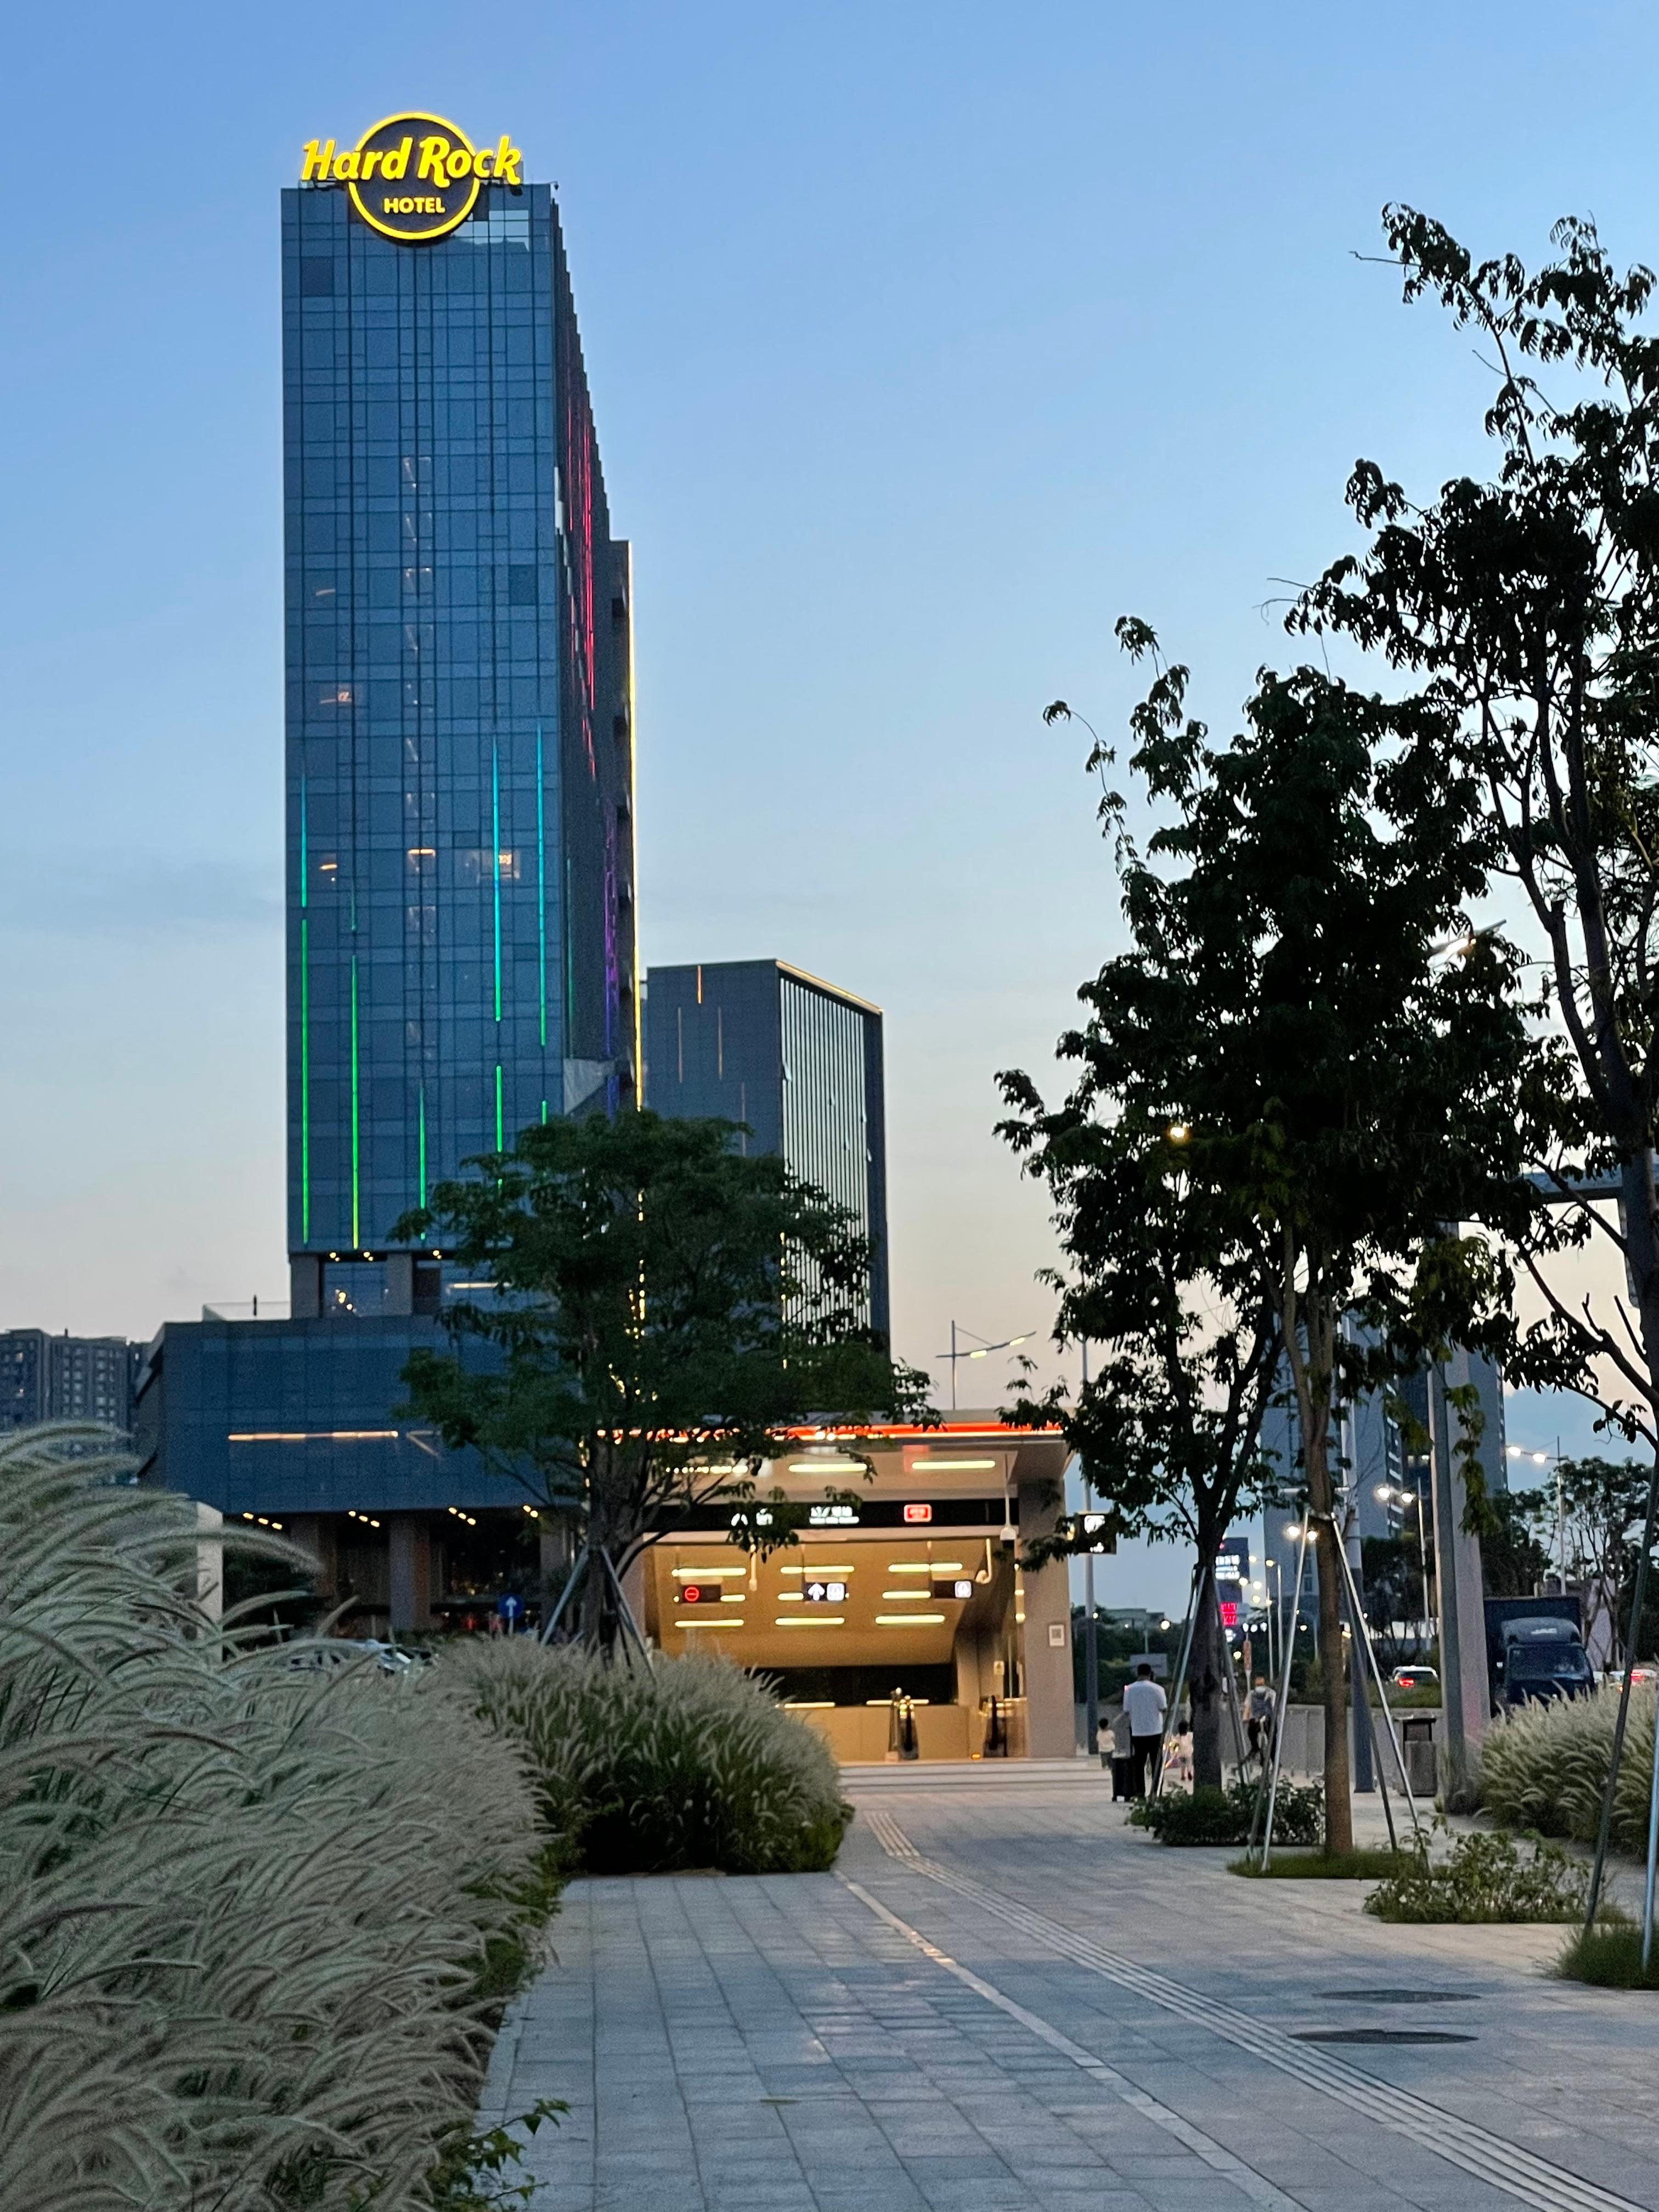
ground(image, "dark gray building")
xmin=644 ymin=960 xmax=890 ymax=1339
xmin=1 ymin=1331 xmax=138 ymax=1434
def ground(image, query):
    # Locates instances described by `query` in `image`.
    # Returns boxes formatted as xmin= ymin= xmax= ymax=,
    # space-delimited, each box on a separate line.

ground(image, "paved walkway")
xmin=482 ymin=1764 xmax=1659 ymax=2211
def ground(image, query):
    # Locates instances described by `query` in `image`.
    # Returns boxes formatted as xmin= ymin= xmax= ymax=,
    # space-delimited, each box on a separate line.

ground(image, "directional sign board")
xmin=803 ymin=1581 xmax=848 ymax=1604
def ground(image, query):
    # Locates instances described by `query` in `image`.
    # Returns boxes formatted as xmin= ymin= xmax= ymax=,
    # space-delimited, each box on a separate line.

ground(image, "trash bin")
xmin=1401 ymin=1713 xmax=1436 ymax=1798
xmin=1111 ymin=1753 xmax=1138 ymax=1802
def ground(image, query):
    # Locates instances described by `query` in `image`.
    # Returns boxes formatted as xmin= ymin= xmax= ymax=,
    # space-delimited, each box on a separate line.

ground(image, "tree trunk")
xmin=1311 ymin=1508 xmax=1353 ymax=1853
xmin=1189 ymin=1558 xmax=1226 ymax=1791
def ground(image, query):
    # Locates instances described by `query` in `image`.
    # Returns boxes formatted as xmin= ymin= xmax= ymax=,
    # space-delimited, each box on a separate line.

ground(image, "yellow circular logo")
xmin=298 ymin=115 xmax=524 ymax=244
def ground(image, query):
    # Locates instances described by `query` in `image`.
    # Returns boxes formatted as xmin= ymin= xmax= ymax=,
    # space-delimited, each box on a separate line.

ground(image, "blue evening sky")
xmin=1 ymin=3 xmax=1650 ymax=1600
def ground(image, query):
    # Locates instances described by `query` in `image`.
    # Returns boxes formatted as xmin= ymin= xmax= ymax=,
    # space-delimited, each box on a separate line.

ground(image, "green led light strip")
xmin=495 ymin=1063 xmax=504 ymax=1151
xmin=418 ymin=1085 xmax=427 ymax=1207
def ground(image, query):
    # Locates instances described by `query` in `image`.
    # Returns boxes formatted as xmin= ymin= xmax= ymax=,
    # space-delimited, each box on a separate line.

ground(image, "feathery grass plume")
xmin=454 ymin=1640 xmax=853 ymax=1873
xmin=0 ymin=1425 xmax=553 ymax=2210
xmin=1479 ymin=1685 xmax=1658 ymax=1852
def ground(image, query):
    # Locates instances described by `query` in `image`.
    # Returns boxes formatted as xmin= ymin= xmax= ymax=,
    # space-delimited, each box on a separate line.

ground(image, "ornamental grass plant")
xmin=1479 ymin=1685 xmax=1658 ymax=1852
xmin=0 ymin=1426 xmax=555 ymax=2212
xmin=455 ymin=1639 xmax=853 ymax=1874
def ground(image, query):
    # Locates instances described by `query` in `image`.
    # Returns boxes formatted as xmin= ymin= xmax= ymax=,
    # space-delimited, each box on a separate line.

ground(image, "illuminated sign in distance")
xmin=1218 ymin=1598 xmax=1240 ymax=1629
xmin=932 ymin=1579 xmax=974 ymax=1600
xmin=809 ymin=1503 xmax=859 ymax=1526
xmin=802 ymin=1581 xmax=848 ymax=1605
xmin=902 ymin=1502 xmax=933 ymax=1524
xmin=299 ymin=113 xmax=523 ymax=244
xmin=678 ymin=1583 xmax=730 ymax=1606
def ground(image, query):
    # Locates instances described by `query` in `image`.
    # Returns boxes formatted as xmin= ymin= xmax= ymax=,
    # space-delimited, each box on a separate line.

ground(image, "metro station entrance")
xmin=639 ymin=1416 xmax=1074 ymax=1761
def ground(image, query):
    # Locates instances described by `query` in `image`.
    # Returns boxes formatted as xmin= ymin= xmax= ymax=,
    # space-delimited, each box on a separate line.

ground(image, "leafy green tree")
xmin=393 ymin=1112 xmax=932 ymax=1651
xmin=1008 ymin=642 xmax=1530 ymax=1846
xmin=1361 ymin=1534 xmax=1427 ymax=1666
xmin=1481 ymin=1488 xmax=1550 ymax=1602
xmin=998 ymin=1087 xmax=1280 ymax=1790
xmin=1516 ymin=1455 xmax=1651 ymax=1663
xmin=1295 ymin=208 xmax=1659 ymax=1452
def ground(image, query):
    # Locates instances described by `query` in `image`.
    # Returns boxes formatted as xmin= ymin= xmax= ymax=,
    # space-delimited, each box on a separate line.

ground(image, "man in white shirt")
xmin=1121 ymin=1663 xmax=1168 ymax=1798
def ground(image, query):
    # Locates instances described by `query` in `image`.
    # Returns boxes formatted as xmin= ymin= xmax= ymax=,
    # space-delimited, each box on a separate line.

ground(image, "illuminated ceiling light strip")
xmin=779 ymin=1565 xmax=856 ymax=1576
xmin=675 ymin=1617 xmax=745 ymax=1629
xmin=881 ymin=1590 xmax=936 ymax=1600
xmin=775 ymin=1616 xmax=844 ymax=1627
xmin=228 ymin=1429 xmax=400 ymax=1442
xmin=786 ymin=1460 xmax=866 ymax=1474
xmin=670 ymin=1567 xmax=747 ymax=1579
xmin=906 ymin=1458 xmax=998 ymax=1471
xmin=875 ymin=1614 xmax=946 ymax=1626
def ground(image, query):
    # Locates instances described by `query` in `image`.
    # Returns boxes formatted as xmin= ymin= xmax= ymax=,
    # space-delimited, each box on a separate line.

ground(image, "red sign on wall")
xmin=902 ymin=1502 xmax=933 ymax=1524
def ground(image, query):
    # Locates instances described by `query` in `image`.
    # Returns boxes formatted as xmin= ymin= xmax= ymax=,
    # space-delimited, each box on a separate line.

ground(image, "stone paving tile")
xmin=482 ymin=1773 xmax=1659 ymax=2210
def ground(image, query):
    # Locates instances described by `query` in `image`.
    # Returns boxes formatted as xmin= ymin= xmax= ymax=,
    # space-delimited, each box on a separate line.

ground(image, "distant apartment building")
xmin=643 ymin=959 xmax=890 ymax=1340
xmin=0 ymin=1330 xmax=138 ymax=1434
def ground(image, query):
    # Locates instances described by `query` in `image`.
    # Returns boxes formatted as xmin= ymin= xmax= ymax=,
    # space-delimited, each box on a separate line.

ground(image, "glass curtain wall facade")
xmin=283 ymin=177 xmax=636 ymax=1305
xmin=643 ymin=960 xmax=890 ymax=1338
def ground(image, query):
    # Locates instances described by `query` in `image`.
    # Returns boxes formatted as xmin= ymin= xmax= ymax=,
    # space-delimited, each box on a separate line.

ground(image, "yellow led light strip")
xmin=875 ymin=1614 xmax=946 ymax=1626
xmin=675 ymin=1618 xmax=744 ymax=1629
xmin=775 ymin=1616 xmax=844 ymax=1627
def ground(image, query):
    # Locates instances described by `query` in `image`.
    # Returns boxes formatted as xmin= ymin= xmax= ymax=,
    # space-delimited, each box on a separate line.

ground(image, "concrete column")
xmin=1430 ymin=1352 xmax=1489 ymax=1805
xmin=286 ymin=1514 xmax=338 ymax=1598
xmin=387 ymin=1515 xmax=433 ymax=1634
xmin=290 ymin=1255 xmax=323 ymax=1319
xmin=1018 ymin=1476 xmax=1076 ymax=1757
xmin=384 ymin=1253 xmax=415 ymax=1316
xmin=195 ymin=1502 xmax=224 ymax=1624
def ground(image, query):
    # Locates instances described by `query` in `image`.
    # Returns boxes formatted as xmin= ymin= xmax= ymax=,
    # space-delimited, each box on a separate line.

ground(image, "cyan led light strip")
xmin=418 ymin=1086 xmax=427 ymax=1207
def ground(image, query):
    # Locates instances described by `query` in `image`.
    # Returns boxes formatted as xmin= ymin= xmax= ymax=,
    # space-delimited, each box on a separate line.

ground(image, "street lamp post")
xmin=1375 ymin=1477 xmax=1434 ymax=1652
xmin=937 ymin=1321 xmax=1034 ymax=1411
xmin=1080 ymin=1339 xmax=1098 ymax=1766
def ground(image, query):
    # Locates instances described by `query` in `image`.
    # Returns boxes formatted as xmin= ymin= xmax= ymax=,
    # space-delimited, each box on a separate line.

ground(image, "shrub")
xmin=1365 ymin=1829 xmax=1593 ymax=1923
xmin=456 ymin=1640 xmax=853 ymax=1874
xmin=1479 ymin=1686 xmax=1658 ymax=1852
xmin=1128 ymin=1778 xmax=1323 ymax=1847
xmin=0 ymin=1426 xmax=551 ymax=2210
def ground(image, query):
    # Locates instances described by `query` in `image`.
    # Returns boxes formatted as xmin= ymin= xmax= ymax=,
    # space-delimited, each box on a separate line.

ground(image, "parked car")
xmin=1390 ymin=1664 xmax=1438 ymax=1691
xmin=285 ymin=1639 xmax=415 ymax=1676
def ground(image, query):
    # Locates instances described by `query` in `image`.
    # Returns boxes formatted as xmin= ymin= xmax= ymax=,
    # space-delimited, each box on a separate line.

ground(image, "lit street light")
xmin=1375 ymin=1479 xmax=1434 ymax=1649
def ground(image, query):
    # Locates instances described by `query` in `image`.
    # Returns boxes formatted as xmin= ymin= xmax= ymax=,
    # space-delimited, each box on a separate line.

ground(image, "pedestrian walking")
xmin=1121 ymin=1663 xmax=1167 ymax=1798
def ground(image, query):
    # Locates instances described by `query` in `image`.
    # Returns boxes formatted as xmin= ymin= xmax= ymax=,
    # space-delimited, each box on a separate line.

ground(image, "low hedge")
xmin=459 ymin=1641 xmax=853 ymax=1875
xmin=1129 ymin=1778 xmax=1324 ymax=1847
xmin=1365 ymin=1830 xmax=1594 ymax=1923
